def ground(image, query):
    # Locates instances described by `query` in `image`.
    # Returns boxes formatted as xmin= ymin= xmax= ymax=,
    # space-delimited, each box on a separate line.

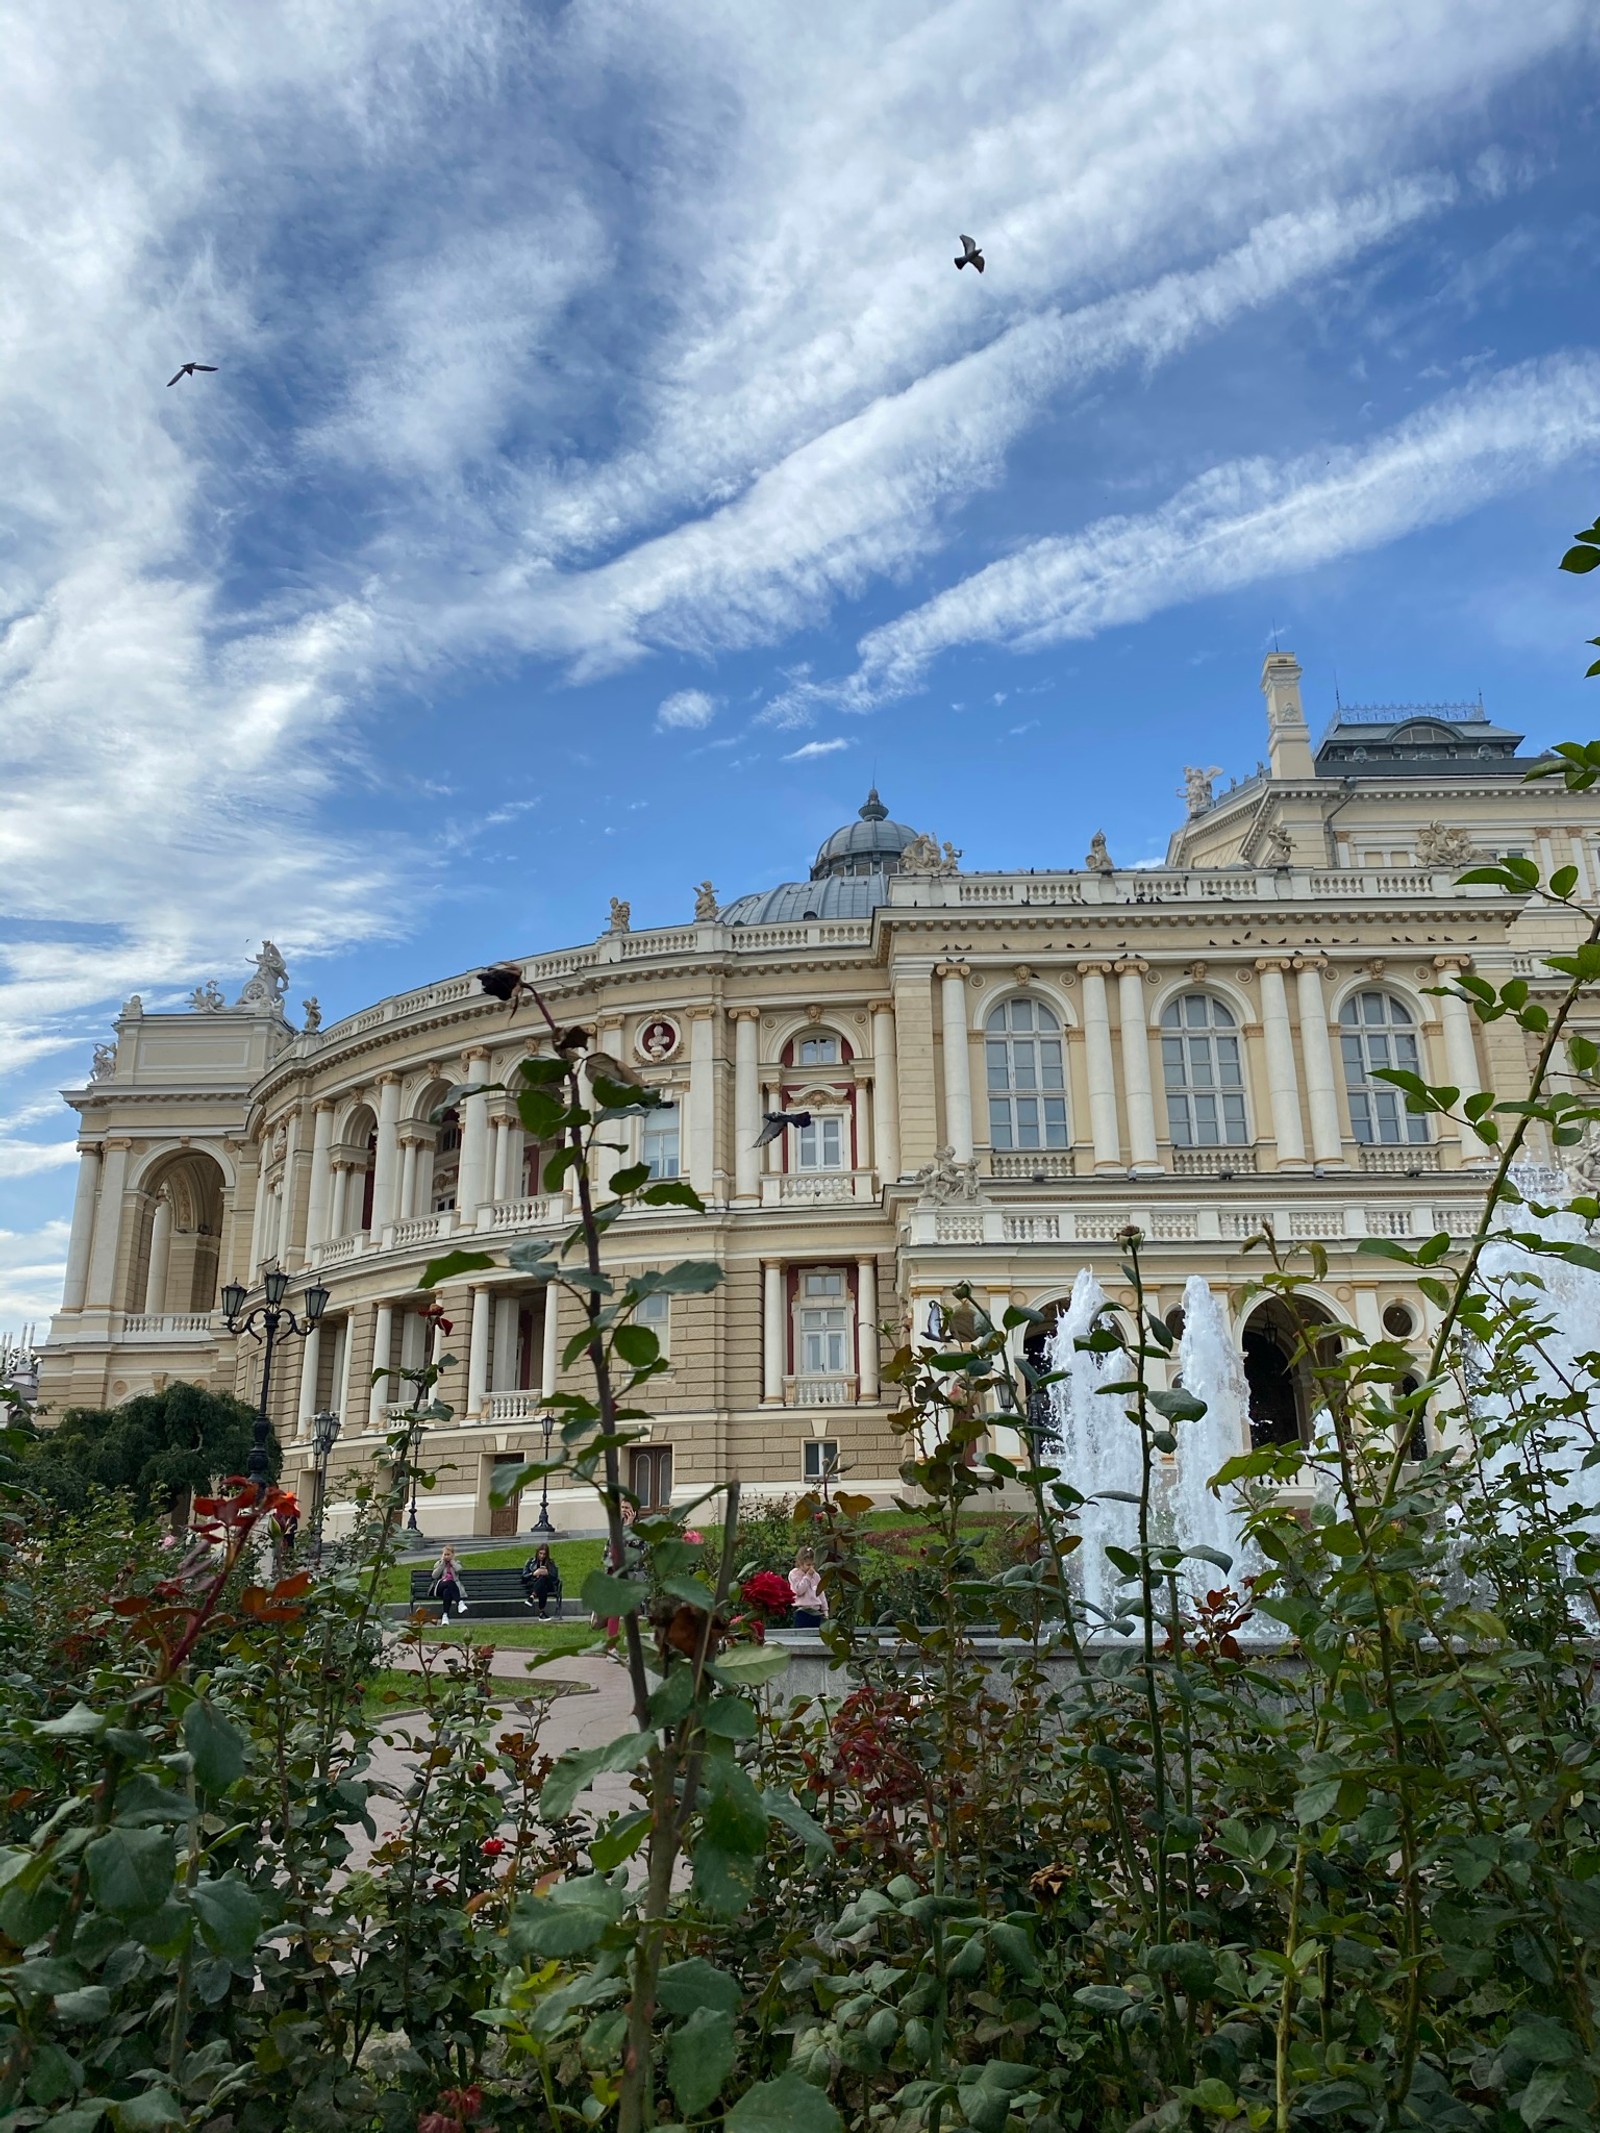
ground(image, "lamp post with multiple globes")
xmin=309 ymin=1406 xmax=343 ymax=1562
xmin=219 ymin=1267 xmax=330 ymax=1496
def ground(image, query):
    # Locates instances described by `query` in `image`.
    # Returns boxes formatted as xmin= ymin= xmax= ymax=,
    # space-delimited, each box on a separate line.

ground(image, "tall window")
xmin=1340 ymin=991 xmax=1430 ymax=1145
xmin=797 ymin=1269 xmax=850 ymax=1376
xmin=641 ymin=1105 xmax=680 ymax=1178
xmin=797 ymin=1034 xmax=840 ymax=1066
xmin=985 ymin=998 xmax=1068 ymax=1149
xmin=795 ymin=1115 xmax=845 ymax=1170
xmin=1161 ymin=994 xmax=1248 ymax=1147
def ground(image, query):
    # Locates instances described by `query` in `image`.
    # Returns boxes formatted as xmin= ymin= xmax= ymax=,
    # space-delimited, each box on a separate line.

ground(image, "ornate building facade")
xmin=37 ymin=655 xmax=1600 ymax=1533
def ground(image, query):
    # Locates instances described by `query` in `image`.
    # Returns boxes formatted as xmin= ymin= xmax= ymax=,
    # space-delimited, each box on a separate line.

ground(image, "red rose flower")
xmin=480 ymin=1837 xmax=506 ymax=1857
xmin=740 ymin=1570 xmax=793 ymax=1617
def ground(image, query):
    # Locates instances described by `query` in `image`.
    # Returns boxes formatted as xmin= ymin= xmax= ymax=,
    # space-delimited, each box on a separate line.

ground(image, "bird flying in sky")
xmin=753 ymin=1110 xmax=812 ymax=1147
xmin=166 ymin=362 xmax=218 ymax=385
xmin=954 ymin=235 xmax=984 ymax=273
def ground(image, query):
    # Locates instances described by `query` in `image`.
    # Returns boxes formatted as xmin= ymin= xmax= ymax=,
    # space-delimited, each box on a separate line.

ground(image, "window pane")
xmin=989 ymin=1098 xmax=1014 ymax=1150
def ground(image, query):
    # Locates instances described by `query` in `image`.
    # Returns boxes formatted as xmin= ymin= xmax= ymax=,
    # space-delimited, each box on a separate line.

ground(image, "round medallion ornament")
xmin=636 ymin=1016 xmax=681 ymax=1064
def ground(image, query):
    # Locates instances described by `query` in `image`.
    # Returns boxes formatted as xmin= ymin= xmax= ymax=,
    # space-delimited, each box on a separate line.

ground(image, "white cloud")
xmin=783 ymin=738 xmax=853 ymax=761
xmin=851 ymin=353 xmax=1600 ymax=695
xmin=656 ymin=688 xmax=718 ymax=730
xmin=0 ymin=1141 xmax=79 ymax=1180
xmin=0 ymin=1221 xmax=69 ymax=1333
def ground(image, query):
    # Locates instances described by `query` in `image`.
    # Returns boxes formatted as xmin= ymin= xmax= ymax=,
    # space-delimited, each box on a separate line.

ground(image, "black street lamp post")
xmin=529 ymin=1408 xmax=558 ymax=1536
xmin=220 ymin=1267 xmax=330 ymax=1496
xmin=310 ymin=1406 xmax=342 ymax=1562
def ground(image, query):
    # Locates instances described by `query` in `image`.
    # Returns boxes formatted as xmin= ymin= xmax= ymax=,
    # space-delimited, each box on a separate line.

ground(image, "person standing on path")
xmin=789 ymin=1545 xmax=828 ymax=1629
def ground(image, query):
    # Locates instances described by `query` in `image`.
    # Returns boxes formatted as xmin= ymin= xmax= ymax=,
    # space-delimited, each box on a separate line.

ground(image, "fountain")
xmin=1475 ymin=1206 xmax=1600 ymax=1530
xmin=1043 ymin=1271 xmax=1258 ymax=1626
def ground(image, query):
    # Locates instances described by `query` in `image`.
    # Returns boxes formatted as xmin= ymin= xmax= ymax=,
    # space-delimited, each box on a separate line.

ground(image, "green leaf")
xmin=1294 ymin=1779 xmax=1342 ymax=1824
xmin=588 ymin=1810 xmax=651 ymax=1871
xmin=658 ymin=1956 xmax=742 ymax=2016
xmin=702 ymin=1696 xmax=758 ymax=1740
xmin=109 ymin=2091 xmax=184 ymax=2131
xmin=708 ymin=1643 xmax=791 ymax=1687
xmin=581 ymin=1570 xmax=649 ymax=1618
xmin=613 ymin=1323 xmax=660 ymax=1367
xmin=506 ymin=1239 xmax=557 ymax=1274
xmin=1183 ymin=1544 xmax=1234 ymax=1573
xmin=85 ymin=1826 xmax=175 ymax=1921
xmin=540 ymin=1732 xmax=654 ymax=1822
xmin=1559 ymin=544 xmax=1600 ymax=573
xmin=1149 ymin=1386 xmax=1207 ymax=1424
xmin=418 ymin=1249 xmax=495 ymax=1290
xmin=508 ymin=1872 xmax=627 ymax=1959
xmin=35 ymin=1701 xmax=107 ymax=1739
xmin=608 ymin=1162 xmax=652 ymax=1193
xmin=764 ymin=1787 xmax=833 ymax=1858
xmin=725 ymin=2071 xmax=843 ymax=2132
xmin=40 ymin=2105 xmax=113 ymax=2133
xmin=638 ymin=1180 xmax=706 ymax=1211
xmin=636 ymin=1260 xmax=724 ymax=1295
xmin=188 ymin=1876 xmax=262 ymax=1961
xmin=667 ymin=2005 xmax=737 ymax=2115
xmin=1074 ymin=1984 xmax=1133 ymax=2014
xmin=182 ymin=1701 xmax=246 ymax=1794
xmin=1517 ymin=2066 xmax=1569 ymax=2127
xmin=52 ymin=1986 xmax=111 ymax=2027
xmin=1357 ymin=1236 xmax=1419 ymax=1263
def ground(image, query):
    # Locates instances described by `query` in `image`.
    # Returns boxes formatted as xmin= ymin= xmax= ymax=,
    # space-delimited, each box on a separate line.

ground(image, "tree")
xmin=24 ymin=1379 xmax=273 ymax=1519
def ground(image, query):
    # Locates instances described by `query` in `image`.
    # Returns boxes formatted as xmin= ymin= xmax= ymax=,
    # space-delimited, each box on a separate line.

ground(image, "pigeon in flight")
xmin=753 ymin=1109 xmax=812 ymax=1148
xmin=954 ymin=235 xmax=984 ymax=274
xmin=167 ymin=362 xmax=218 ymax=386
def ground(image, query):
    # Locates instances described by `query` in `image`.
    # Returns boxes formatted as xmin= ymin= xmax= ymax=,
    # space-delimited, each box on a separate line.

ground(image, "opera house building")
xmin=36 ymin=654 xmax=1600 ymax=1533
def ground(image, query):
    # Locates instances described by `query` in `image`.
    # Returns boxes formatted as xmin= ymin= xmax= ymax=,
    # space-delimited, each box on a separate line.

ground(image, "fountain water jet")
xmin=1043 ymin=1269 xmax=1140 ymax=1627
xmin=1172 ymin=1275 xmax=1258 ymax=1596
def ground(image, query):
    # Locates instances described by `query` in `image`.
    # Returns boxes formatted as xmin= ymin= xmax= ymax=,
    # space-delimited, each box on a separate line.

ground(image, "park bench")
xmin=407 ymin=1563 xmax=574 ymax=1620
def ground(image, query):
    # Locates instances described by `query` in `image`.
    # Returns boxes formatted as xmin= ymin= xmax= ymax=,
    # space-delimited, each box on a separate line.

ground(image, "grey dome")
xmin=810 ymin=789 xmax=919 ymax=879
xmin=720 ymin=873 xmax=889 ymax=927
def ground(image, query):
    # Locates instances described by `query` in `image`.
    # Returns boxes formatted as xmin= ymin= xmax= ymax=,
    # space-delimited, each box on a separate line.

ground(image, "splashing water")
xmin=1172 ymin=1276 xmax=1258 ymax=1598
xmin=1475 ymin=1207 xmax=1600 ymax=1533
xmin=1044 ymin=1269 xmax=1141 ymax=1628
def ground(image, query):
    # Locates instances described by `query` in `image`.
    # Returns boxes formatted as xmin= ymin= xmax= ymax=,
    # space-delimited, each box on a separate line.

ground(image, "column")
xmin=1255 ymin=960 xmax=1307 ymax=1167
xmin=457 ymin=1050 xmax=491 ymax=1214
xmin=732 ymin=1009 xmax=761 ymax=1201
xmin=1295 ymin=958 xmax=1344 ymax=1164
xmin=61 ymin=1144 xmax=102 ymax=1312
xmin=398 ymin=1136 xmax=419 ymax=1223
xmin=370 ymin=1076 xmax=401 ymax=1232
xmin=296 ymin=1322 xmax=322 ymax=1431
xmin=938 ymin=964 xmax=973 ymax=1162
xmin=368 ymin=1303 xmax=395 ymax=1426
xmin=856 ymin=1257 xmax=879 ymax=1402
xmin=336 ymin=1317 xmax=354 ymax=1422
xmin=328 ymin=1160 xmax=350 ymax=1241
xmin=1116 ymin=960 xmax=1160 ymax=1170
xmin=1434 ymin=958 xmax=1483 ymax=1103
xmin=491 ymin=1114 xmax=514 ymax=1204
xmin=762 ymin=1261 xmax=785 ymax=1404
xmin=143 ymin=1194 xmax=173 ymax=1314
xmin=467 ymin=1285 xmax=492 ymax=1417
xmin=280 ymin=1106 xmax=303 ymax=1266
xmin=1077 ymin=964 xmax=1122 ymax=1171
xmin=870 ymin=1001 xmax=900 ymax=1182
xmin=84 ymin=1139 xmax=132 ymax=1309
xmin=305 ymin=1102 xmax=335 ymax=1250
xmin=493 ymin=1292 xmax=519 ymax=1389
xmin=248 ymin=1146 xmax=271 ymax=1275
xmin=540 ymin=1288 xmax=560 ymax=1398
xmin=687 ymin=1007 xmax=717 ymax=1198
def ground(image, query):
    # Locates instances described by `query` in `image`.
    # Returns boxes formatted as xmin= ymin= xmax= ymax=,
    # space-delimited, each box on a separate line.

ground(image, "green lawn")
xmin=409 ymin=1618 xmax=603 ymax=1654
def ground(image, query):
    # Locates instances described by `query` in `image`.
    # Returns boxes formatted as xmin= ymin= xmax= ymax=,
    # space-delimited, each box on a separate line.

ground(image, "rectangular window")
xmin=795 ymin=1115 xmax=845 ymax=1170
xmin=641 ymin=1106 xmax=680 ymax=1179
xmin=797 ymin=1036 xmax=839 ymax=1065
xmin=797 ymin=1269 xmax=851 ymax=1377
xmin=636 ymin=1288 xmax=670 ymax=1355
xmin=803 ymin=1440 xmax=840 ymax=1482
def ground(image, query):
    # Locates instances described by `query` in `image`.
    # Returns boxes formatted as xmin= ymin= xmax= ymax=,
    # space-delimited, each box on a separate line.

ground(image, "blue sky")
xmin=2 ymin=0 xmax=1599 ymax=1329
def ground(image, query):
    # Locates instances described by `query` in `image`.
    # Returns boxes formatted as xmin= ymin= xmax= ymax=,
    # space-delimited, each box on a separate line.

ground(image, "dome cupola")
xmin=810 ymin=790 xmax=920 ymax=881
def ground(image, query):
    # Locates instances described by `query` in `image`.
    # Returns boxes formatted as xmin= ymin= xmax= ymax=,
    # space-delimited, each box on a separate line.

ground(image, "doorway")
xmin=630 ymin=1446 xmax=673 ymax=1511
xmin=1243 ymin=1298 xmax=1338 ymax=1448
xmin=488 ymin=1455 xmax=523 ymax=1538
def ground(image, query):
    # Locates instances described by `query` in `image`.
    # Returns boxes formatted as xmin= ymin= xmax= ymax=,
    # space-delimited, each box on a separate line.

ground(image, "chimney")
xmin=1262 ymin=652 xmax=1315 ymax=781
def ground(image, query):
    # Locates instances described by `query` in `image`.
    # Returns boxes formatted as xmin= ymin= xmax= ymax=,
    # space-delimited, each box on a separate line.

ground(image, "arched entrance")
xmin=131 ymin=1151 xmax=227 ymax=1315
xmin=1242 ymin=1297 xmax=1339 ymax=1449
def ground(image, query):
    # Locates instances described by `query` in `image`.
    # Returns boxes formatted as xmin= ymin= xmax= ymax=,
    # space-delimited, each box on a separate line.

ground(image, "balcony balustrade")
xmin=121 ymin=1312 xmax=214 ymax=1338
xmin=785 ymin=1374 xmax=857 ymax=1408
xmin=1171 ymin=1146 xmax=1257 ymax=1176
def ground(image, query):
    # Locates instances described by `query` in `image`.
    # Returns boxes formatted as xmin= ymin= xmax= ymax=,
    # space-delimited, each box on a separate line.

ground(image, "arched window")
xmin=1160 ymin=994 xmax=1248 ymax=1147
xmin=985 ymin=999 xmax=1067 ymax=1150
xmin=1339 ymin=991 xmax=1429 ymax=1145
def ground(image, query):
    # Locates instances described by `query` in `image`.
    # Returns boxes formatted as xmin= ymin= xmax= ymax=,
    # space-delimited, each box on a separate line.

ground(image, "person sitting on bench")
xmin=520 ymin=1543 xmax=560 ymax=1617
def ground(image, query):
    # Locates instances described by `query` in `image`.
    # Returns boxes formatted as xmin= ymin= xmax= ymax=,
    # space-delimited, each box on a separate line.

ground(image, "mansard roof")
xmin=1314 ymin=702 xmax=1531 ymax=778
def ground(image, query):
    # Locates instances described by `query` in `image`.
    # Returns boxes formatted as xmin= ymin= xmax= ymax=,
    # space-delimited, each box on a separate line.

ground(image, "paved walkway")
xmin=351 ymin=1645 xmax=642 ymax=1870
